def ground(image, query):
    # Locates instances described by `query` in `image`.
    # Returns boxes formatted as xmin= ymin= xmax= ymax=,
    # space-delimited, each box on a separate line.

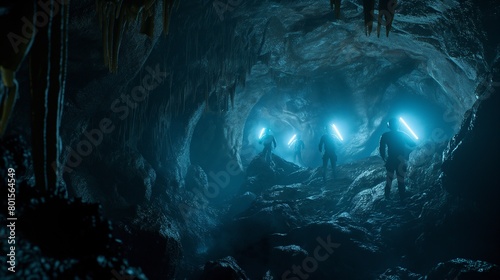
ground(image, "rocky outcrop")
xmin=426 ymin=258 xmax=500 ymax=280
xmin=441 ymin=79 xmax=500 ymax=204
xmin=193 ymin=80 xmax=500 ymax=278
xmin=200 ymin=256 xmax=249 ymax=280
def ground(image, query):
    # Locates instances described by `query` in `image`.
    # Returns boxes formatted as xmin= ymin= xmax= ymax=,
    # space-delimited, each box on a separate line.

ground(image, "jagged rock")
xmin=104 ymin=149 xmax=156 ymax=205
xmin=268 ymin=221 xmax=381 ymax=279
xmin=201 ymin=256 xmax=249 ymax=280
xmin=349 ymin=182 xmax=386 ymax=214
xmin=343 ymin=164 xmax=386 ymax=200
xmin=262 ymin=270 xmax=274 ymax=279
xmin=117 ymin=205 xmax=182 ymax=280
xmin=0 ymin=133 xmax=31 ymax=187
xmin=426 ymin=258 xmax=500 ymax=280
xmin=186 ymin=164 xmax=209 ymax=191
xmin=377 ymin=266 xmax=423 ymax=280
xmin=243 ymin=154 xmax=317 ymax=196
xmin=0 ymin=182 xmax=147 ymax=279
xmin=232 ymin=203 xmax=299 ymax=245
xmin=268 ymin=245 xmax=308 ymax=277
xmin=440 ymin=88 xmax=500 ymax=204
xmin=227 ymin=191 xmax=258 ymax=217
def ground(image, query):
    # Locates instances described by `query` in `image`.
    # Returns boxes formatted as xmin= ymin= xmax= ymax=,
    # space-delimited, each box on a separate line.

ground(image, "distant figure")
xmin=292 ymin=135 xmax=305 ymax=166
xmin=363 ymin=0 xmax=376 ymax=36
xmin=259 ymin=128 xmax=277 ymax=163
xmin=330 ymin=0 xmax=342 ymax=19
xmin=379 ymin=118 xmax=416 ymax=201
xmin=319 ymin=128 xmax=338 ymax=181
xmin=376 ymin=0 xmax=397 ymax=37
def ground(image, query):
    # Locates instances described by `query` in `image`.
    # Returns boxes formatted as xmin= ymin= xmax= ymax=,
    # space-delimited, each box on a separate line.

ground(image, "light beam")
xmin=288 ymin=134 xmax=297 ymax=147
xmin=259 ymin=128 xmax=266 ymax=139
xmin=332 ymin=124 xmax=344 ymax=141
xmin=399 ymin=117 xmax=419 ymax=140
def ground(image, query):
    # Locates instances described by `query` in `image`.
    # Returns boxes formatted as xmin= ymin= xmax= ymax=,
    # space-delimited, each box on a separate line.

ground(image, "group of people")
xmin=259 ymin=127 xmax=341 ymax=181
xmin=258 ymin=117 xmax=416 ymax=201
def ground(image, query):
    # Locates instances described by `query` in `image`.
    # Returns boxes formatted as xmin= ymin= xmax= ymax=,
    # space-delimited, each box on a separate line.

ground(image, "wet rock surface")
xmin=200 ymin=256 xmax=249 ymax=280
xmin=188 ymin=91 xmax=500 ymax=278
xmin=426 ymin=258 xmax=500 ymax=280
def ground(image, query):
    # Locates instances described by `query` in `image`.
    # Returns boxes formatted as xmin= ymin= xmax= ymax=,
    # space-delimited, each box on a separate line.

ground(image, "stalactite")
xmin=140 ymin=2 xmax=155 ymax=37
xmin=96 ymin=0 xmax=177 ymax=72
xmin=97 ymin=1 xmax=133 ymax=72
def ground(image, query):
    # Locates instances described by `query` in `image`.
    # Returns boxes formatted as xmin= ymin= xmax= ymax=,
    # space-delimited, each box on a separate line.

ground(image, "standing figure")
xmin=362 ymin=0 xmax=376 ymax=36
xmin=318 ymin=127 xmax=338 ymax=181
xmin=379 ymin=118 xmax=416 ymax=201
xmin=377 ymin=0 xmax=397 ymax=37
xmin=259 ymin=128 xmax=277 ymax=163
xmin=292 ymin=135 xmax=305 ymax=166
xmin=330 ymin=0 xmax=342 ymax=19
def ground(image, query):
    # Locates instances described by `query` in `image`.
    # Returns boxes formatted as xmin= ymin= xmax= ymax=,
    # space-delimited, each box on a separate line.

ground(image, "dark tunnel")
xmin=1 ymin=0 xmax=500 ymax=279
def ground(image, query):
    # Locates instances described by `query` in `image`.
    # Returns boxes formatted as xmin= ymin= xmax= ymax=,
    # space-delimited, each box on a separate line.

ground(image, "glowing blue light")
xmin=259 ymin=128 xmax=266 ymax=139
xmin=331 ymin=124 xmax=344 ymax=141
xmin=288 ymin=134 xmax=297 ymax=147
xmin=399 ymin=117 xmax=419 ymax=140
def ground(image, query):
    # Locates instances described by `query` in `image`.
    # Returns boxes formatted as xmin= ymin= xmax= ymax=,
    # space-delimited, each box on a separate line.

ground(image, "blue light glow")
xmin=331 ymin=124 xmax=344 ymax=141
xmin=399 ymin=117 xmax=419 ymax=140
xmin=288 ymin=134 xmax=297 ymax=147
xmin=259 ymin=128 xmax=266 ymax=139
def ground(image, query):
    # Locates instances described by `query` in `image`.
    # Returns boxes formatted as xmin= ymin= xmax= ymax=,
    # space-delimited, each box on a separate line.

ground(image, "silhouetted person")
xmin=379 ymin=118 xmax=416 ymax=201
xmin=259 ymin=128 xmax=276 ymax=163
xmin=292 ymin=135 xmax=305 ymax=166
xmin=319 ymin=128 xmax=338 ymax=181
xmin=377 ymin=0 xmax=397 ymax=37
xmin=363 ymin=0 xmax=376 ymax=36
xmin=330 ymin=0 xmax=342 ymax=19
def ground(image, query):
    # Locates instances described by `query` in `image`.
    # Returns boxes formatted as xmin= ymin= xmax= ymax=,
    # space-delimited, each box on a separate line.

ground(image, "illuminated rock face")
xmin=190 ymin=0 xmax=496 ymax=169
xmin=245 ymin=0 xmax=487 ymax=160
xmin=441 ymin=59 xmax=500 ymax=203
xmin=15 ymin=0 xmax=491 ymax=187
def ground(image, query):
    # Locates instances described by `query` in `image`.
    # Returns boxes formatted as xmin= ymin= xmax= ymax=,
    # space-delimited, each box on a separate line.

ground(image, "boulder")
xmin=201 ymin=256 xmax=249 ymax=280
xmin=426 ymin=258 xmax=500 ymax=280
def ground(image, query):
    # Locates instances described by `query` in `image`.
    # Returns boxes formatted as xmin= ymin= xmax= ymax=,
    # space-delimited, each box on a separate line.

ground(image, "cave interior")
xmin=0 ymin=0 xmax=500 ymax=279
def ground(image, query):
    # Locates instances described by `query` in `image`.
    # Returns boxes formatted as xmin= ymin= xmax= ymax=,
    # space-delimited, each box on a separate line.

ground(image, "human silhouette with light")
xmin=379 ymin=118 xmax=416 ymax=201
xmin=319 ymin=127 xmax=338 ymax=181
